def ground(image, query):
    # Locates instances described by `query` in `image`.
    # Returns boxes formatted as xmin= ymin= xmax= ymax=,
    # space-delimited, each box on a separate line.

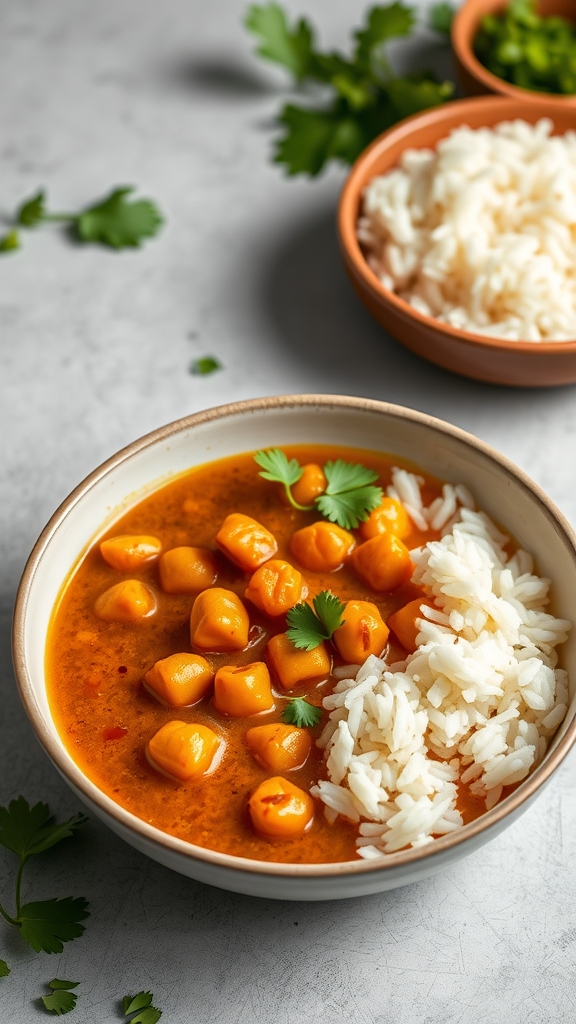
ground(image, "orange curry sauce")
xmin=46 ymin=445 xmax=486 ymax=863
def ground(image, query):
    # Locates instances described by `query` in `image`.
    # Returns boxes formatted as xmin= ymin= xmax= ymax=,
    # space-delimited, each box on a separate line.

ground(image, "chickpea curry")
xmin=46 ymin=444 xmax=486 ymax=864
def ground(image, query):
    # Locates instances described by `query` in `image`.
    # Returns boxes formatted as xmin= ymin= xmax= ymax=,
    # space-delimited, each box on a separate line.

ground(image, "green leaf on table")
xmin=429 ymin=2 xmax=455 ymax=36
xmin=19 ymin=897 xmax=89 ymax=953
xmin=286 ymin=590 xmax=346 ymax=650
xmin=41 ymin=986 xmax=78 ymax=1016
xmin=355 ymin=3 xmax=415 ymax=70
xmin=123 ymin=991 xmax=162 ymax=1023
xmin=282 ymin=697 xmax=322 ymax=728
xmin=17 ymin=190 xmax=46 ymax=226
xmin=387 ymin=75 xmax=454 ymax=120
xmin=131 ymin=1009 xmax=162 ymax=1024
xmin=191 ymin=356 xmax=222 ymax=376
xmin=76 ymin=187 xmax=163 ymax=249
xmin=245 ymin=3 xmax=314 ymax=80
xmin=275 ymin=103 xmax=366 ymax=176
xmin=48 ymin=980 xmax=80 ymax=990
xmin=0 ymin=229 xmax=21 ymax=252
xmin=0 ymin=960 xmax=10 ymax=977
xmin=0 ymin=797 xmax=87 ymax=861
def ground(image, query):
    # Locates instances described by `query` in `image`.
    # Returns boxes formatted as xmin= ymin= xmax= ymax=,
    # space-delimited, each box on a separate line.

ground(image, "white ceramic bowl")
xmin=13 ymin=396 xmax=576 ymax=900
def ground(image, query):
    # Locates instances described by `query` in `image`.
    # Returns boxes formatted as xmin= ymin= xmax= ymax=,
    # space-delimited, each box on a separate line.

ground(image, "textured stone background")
xmin=2 ymin=1 xmax=576 ymax=1020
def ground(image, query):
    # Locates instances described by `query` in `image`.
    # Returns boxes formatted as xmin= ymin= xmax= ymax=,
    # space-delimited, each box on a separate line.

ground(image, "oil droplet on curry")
xmin=46 ymin=445 xmax=486 ymax=864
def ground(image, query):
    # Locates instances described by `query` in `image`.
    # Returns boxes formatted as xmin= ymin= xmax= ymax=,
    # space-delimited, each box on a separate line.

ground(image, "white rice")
xmin=311 ymin=470 xmax=571 ymax=858
xmin=357 ymin=118 xmax=576 ymax=342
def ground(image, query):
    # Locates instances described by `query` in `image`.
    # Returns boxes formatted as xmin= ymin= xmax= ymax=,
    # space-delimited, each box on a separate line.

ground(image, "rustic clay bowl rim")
xmin=12 ymin=394 xmax=576 ymax=879
xmin=452 ymin=0 xmax=576 ymax=107
xmin=338 ymin=95 xmax=576 ymax=358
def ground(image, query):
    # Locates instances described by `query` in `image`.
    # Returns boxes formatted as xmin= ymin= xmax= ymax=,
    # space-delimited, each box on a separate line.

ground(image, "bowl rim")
xmin=12 ymin=393 xmax=576 ymax=879
xmin=452 ymin=0 xmax=576 ymax=107
xmin=338 ymin=95 xmax=576 ymax=356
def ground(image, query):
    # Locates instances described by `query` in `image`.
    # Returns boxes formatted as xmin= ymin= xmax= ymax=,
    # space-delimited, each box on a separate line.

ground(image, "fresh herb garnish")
xmin=286 ymin=591 xmax=346 ymax=650
xmin=245 ymin=2 xmax=454 ymax=176
xmin=0 ymin=959 xmax=10 ymax=977
xmin=316 ymin=460 xmax=383 ymax=530
xmin=474 ymin=0 xmax=576 ymax=95
xmin=254 ymin=448 xmax=307 ymax=509
xmin=429 ymin=2 xmax=454 ymax=36
xmin=191 ymin=356 xmax=223 ymax=376
xmin=6 ymin=186 xmax=163 ymax=251
xmin=41 ymin=979 xmax=79 ymax=1016
xmin=0 ymin=229 xmax=20 ymax=253
xmin=282 ymin=696 xmax=322 ymax=728
xmin=0 ymin=797 xmax=89 ymax=954
xmin=123 ymin=991 xmax=162 ymax=1024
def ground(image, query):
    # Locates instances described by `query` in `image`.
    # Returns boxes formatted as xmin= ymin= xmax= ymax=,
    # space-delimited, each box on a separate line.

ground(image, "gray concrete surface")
xmin=1 ymin=1 xmax=576 ymax=1021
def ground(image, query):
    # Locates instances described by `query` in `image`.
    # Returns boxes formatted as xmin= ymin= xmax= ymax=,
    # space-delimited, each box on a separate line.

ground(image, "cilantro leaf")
xmin=355 ymin=3 xmax=415 ymax=71
xmin=286 ymin=590 xmax=345 ymax=650
xmin=282 ymin=697 xmax=322 ymax=728
xmin=387 ymin=75 xmax=454 ymax=119
xmin=0 ymin=229 xmax=20 ymax=252
xmin=123 ymin=993 xmax=153 ymax=1014
xmin=49 ymin=980 xmax=80 ymax=990
xmin=314 ymin=460 xmax=383 ymax=529
xmin=245 ymin=3 xmax=314 ymax=81
xmin=19 ymin=897 xmax=89 ymax=953
xmin=0 ymin=960 xmax=10 ymax=977
xmin=254 ymin=448 xmax=303 ymax=487
xmin=0 ymin=797 xmax=87 ymax=861
xmin=275 ymin=103 xmax=366 ymax=176
xmin=429 ymin=2 xmax=455 ymax=36
xmin=131 ymin=1010 xmax=162 ymax=1024
xmin=17 ymin=190 xmax=46 ymax=226
xmin=41 ymin=987 xmax=77 ymax=1011
xmin=191 ymin=356 xmax=222 ymax=376
xmin=76 ymin=187 xmax=163 ymax=249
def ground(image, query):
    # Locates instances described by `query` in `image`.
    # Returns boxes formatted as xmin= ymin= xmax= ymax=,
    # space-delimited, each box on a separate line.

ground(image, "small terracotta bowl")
xmin=12 ymin=396 xmax=576 ymax=900
xmin=338 ymin=96 xmax=576 ymax=387
xmin=453 ymin=0 xmax=576 ymax=106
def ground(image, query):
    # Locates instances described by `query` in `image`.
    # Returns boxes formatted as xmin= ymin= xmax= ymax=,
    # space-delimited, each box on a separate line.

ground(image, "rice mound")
xmin=311 ymin=469 xmax=571 ymax=858
xmin=357 ymin=118 xmax=576 ymax=342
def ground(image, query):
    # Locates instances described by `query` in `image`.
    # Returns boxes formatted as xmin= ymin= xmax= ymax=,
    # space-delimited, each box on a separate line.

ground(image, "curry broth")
xmin=46 ymin=445 xmax=486 ymax=863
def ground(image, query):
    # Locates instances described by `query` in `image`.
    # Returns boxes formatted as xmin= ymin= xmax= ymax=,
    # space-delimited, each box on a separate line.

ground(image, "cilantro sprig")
xmin=282 ymin=696 xmax=322 ymax=728
xmin=41 ymin=979 xmax=80 ymax=1016
xmin=123 ymin=991 xmax=163 ymax=1024
xmin=0 ymin=959 xmax=9 ymax=977
xmin=287 ymin=591 xmax=346 ymax=650
xmin=0 ymin=797 xmax=89 ymax=954
xmin=254 ymin=449 xmax=383 ymax=528
xmin=245 ymin=2 xmax=454 ymax=176
xmin=0 ymin=186 xmax=163 ymax=255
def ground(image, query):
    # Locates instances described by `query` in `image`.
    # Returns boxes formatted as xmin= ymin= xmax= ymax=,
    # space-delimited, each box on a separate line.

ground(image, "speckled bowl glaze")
xmin=13 ymin=396 xmax=576 ymax=900
xmin=338 ymin=97 xmax=576 ymax=387
xmin=453 ymin=0 xmax=576 ymax=106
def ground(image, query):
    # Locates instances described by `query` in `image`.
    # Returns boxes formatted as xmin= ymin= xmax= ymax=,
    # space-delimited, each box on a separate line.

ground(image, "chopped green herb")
xmin=0 ymin=959 xmax=10 ymax=977
xmin=429 ymin=2 xmax=455 ymax=36
xmin=9 ymin=186 xmax=163 ymax=251
xmin=123 ymin=991 xmax=162 ymax=1024
xmin=286 ymin=590 xmax=346 ymax=650
xmin=0 ymin=797 xmax=89 ymax=954
xmin=316 ymin=459 xmax=382 ymax=529
xmin=41 ymin=980 xmax=79 ymax=1016
xmin=254 ymin=448 xmax=307 ymax=509
xmin=191 ymin=356 xmax=223 ymax=376
xmin=474 ymin=0 xmax=576 ymax=95
xmin=282 ymin=696 xmax=322 ymax=728
xmin=245 ymin=2 xmax=454 ymax=175
xmin=0 ymin=229 xmax=21 ymax=252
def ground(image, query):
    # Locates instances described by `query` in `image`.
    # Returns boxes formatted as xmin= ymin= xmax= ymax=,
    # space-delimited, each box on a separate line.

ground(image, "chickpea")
xmin=291 ymin=464 xmax=327 ymax=507
xmin=216 ymin=513 xmax=277 ymax=572
xmin=245 ymin=723 xmax=312 ymax=772
xmin=350 ymin=533 xmax=413 ymax=591
xmin=159 ymin=546 xmax=218 ymax=594
xmin=267 ymin=632 xmax=330 ymax=691
xmin=144 ymin=653 xmax=214 ymax=707
xmin=190 ymin=588 xmax=250 ymax=651
xmin=388 ymin=597 xmax=433 ymax=654
xmin=213 ymin=662 xmax=274 ymax=717
xmin=359 ymin=497 xmax=411 ymax=542
xmin=245 ymin=559 xmax=307 ymax=617
xmin=100 ymin=534 xmax=162 ymax=571
xmin=146 ymin=721 xmax=220 ymax=781
xmin=333 ymin=600 xmax=389 ymax=663
xmin=94 ymin=580 xmax=156 ymax=623
xmin=290 ymin=521 xmax=355 ymax=573
xmin=248 ymin=777 xmax=314 ymax=838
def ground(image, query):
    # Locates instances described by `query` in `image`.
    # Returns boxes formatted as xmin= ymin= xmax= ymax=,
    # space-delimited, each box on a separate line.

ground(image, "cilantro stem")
xmin=15 ymin=858 xmax=25 ymax=918
xmin=283 ymin=483 xmax=314 ymax=512
xmin=0 ymin=902 xmax=20 ymax=929
xmin=39 ymin=213 xmax=78 ymax=223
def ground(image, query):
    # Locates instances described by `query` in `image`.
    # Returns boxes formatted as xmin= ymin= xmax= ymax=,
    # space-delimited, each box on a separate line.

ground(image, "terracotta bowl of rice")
xmin=13 ymin=396 xmax=576 ymax=899
xmin=338 ymin=96 xmax=576 ymax=386
xmin=453 ymin=0 xmax=576 ymax=107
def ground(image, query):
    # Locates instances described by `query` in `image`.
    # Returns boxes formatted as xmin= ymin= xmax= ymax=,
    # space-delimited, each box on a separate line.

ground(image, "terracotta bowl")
xmin=453 ymin=0 xmax=576 ymax=105
xmin=338 ymin=96 xmax=576 ymax=387
xmin=12 ymin=396 xmax=576 ymax=900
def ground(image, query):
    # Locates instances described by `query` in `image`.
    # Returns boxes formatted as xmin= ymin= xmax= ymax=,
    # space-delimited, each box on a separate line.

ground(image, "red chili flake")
xmin=261 ymin=794 xmax=286 ymax=806
xmin=102 ymin=726 xmax=128 ymax=741
xmin=118 ymin=666 xmax=128 ymax=674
